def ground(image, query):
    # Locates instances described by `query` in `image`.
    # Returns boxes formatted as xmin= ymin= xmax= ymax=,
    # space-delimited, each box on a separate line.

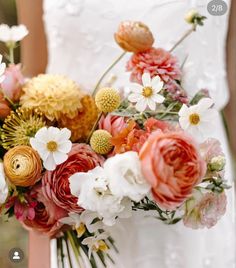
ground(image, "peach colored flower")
xmin=0 ymin=91 xmax=11 ymax=119
xmin=1 ymin=64 xmax=24 ymax=102
xmin=23 ymin=185 xmax=67 ymax=237
xmin=139 ymin=131 xmax=206 ymax=210
xmin=114 ymin=21 xmax=154 ymax=53
xmin=183 ymin=190 xmax=227 ymax=229
xmin=99 ymin=114 xmax=127 ymax=136
xmin=127 ymin=48 xmax=181 ymax=85
xmin=41 ymin=144 xmax=104 ymax=213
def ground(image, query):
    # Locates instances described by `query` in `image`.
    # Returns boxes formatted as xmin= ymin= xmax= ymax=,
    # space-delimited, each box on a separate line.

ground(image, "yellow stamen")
xmin=92 ymin=240 xmax=108 ymax=252
xmin=75 ymin=223 xmax=86 ymax=237
xmin=189 ymin=113 xmax=200 ymax=125
xmin=142 ymin=87 xmax=153 ymax=97
xmin=47 ymin=141 xmax=58 ymax=152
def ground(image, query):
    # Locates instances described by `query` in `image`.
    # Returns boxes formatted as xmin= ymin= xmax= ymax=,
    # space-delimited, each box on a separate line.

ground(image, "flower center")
xmin=47 ymin=141 xmax=58 ymax=152
xmin=189 ymin=113 xmax=200 ymax=125
xmin=142 ymin=87 xmax=153 ymax=97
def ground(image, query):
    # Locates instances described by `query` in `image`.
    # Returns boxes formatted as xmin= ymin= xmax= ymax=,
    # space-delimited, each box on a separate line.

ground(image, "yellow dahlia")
xmin=20 ymin=74 xmax=84 ymax=121
xmin=95 ymin=87 xmax=121 ymax=113
xmin=3 ymin=145 xmax=42 ymax=187
xmin=1 ymin=108 xmax=46 ymax=150
xmin=58 ymin=95 xmax=99 ymax=142
xmin=90 ymin=130 xmax=113 ymax=155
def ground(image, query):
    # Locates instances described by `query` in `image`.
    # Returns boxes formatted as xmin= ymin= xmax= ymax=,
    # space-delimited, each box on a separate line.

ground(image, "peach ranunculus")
xmin=41 ymin=144 xmax=104 ymax=213
xmin=114 ymin=21 xmax=154 ymax=53
xmin=1 ymin=64 xmax=24 ymax=102
xmin=23 ymin=185 xmax=67 ymax=237
xmin=139 ymin=131 xmax=206 ymax=210
xmin=99 ymin=114 xmax=127 ymax=136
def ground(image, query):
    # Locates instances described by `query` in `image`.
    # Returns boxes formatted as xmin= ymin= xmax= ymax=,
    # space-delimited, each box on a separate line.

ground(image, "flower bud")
xmin=209 ymin=156 xmax=226 ymax=172
xmin=185 ymin=9 xmax=199 ymax=24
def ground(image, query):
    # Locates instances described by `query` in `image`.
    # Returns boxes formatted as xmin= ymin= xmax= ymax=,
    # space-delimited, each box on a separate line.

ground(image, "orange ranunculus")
xmin=114 ymin=21 xmax=154 ymax=53
xmin=139 ymin=131 xmax=206 ymax=210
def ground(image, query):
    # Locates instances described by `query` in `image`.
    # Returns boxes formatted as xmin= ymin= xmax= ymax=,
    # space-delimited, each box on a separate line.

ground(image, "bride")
xmin=16 ymin=0 xmax=235 ymax=267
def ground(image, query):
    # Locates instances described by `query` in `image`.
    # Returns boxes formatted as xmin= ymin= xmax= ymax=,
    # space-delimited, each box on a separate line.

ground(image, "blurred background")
xmin=0 ymin=1 xmax=28 ymax=268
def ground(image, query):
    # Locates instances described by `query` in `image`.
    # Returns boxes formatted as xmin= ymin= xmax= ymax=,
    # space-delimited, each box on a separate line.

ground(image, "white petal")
xmin=30 ymin=138 xmax=49 ymax=160
xmin=142 ymin=72 xmax=151 ymax=86
xmin=151 ymin=76 xmax=163 ymax=92
xmin=0 ymin=75 xmax=5 ymax=83
xmin=53 ymin=151 xmax=68 ymax=165
xmin=152 ymin=94 xmax=165 ymax=104
xmin=179 ymin=116 xmax=190 ymax=130
xmin=178 ymin=104 xmax=190 ymax=116
xmin=0 ymin=24 xmax=11 ymax=42
xmin=35 ymin=127 xmax=49 ymax=142
xmin=0 ymin=62 xmax=6 ymax=76
xmin=69 ymin=173 xmax=89 ymax=197
xmin=55 ymin=128 xmax=71 ymax=143
xmin=48 ymin=126 xmax=60 ymax=137
xmin=11 ymin=25 xmax=28 ymax=42
xmin=147 ymin=99 xmax=156 ymax=110
xmin=43 ymin=155 xmax=57 ymax=171
xmin=200 ymin=109 xmax=218 ymax=122
xmin=128 ymin=93 xmax=142 ymax=103
xmin=58 ymin=141 xmax=72 ymax=153
xmin=135 ymin=98 xmax=147 ymax=112
xmin=196 ymin=98 xmax=214 ymax=111
xmin=128 ymin=83 xmax=143 ymax=93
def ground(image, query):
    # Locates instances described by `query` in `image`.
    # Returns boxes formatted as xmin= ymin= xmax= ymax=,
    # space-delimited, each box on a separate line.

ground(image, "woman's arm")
xmin=16 ymin=0 xmax=47 ymax=77
xmin=225 ymin=1 xmax=236 ymax=159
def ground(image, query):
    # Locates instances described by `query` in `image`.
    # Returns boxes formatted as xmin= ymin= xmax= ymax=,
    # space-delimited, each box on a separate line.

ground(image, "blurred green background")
xmin=0 ymin=1 xmax=28 ymax=268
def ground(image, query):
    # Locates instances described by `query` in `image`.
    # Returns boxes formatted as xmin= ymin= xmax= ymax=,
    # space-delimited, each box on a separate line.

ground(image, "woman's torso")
xmin=43 ymin=0 xmax=231 ymax=110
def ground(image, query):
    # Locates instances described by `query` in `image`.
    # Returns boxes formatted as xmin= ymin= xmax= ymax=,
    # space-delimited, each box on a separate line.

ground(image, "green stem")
xmin=8 ymin=46 xmax=15 ymax=64
xmin=92 ymin=51 xmax=126 ymax=97
xmin=169 ymin=24 xmax=196 ymax=52
xmin=67 ymin=231 xmax=81 ymax=265
xmin=86 ymin=112 xmax=104 ymax=143
xmin=64 ymin=235 xmax=73 ymax=268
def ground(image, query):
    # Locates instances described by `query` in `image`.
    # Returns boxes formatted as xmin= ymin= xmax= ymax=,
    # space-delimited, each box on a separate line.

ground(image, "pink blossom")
xmin=183 ymin=190 xmax=227 ymax=229
xmin=1 ymin=64 xmax=24 ymax=102
xmin=126 ymin=47 xmax=181 ymax=85
xmin=99 ymin=114 xmax=127 ymax=136
xmin=200 ymin=138 xmax=224 ymax=163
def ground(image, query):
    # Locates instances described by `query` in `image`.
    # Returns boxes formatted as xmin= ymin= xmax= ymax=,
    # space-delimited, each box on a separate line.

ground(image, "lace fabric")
xmin=43 ymin=1 xmax=236 ymax=267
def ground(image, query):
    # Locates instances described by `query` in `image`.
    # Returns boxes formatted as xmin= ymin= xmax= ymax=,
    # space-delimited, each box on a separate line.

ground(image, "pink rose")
xmin=23 ymin=185 xmax=67 ymax=237
xmin=99 ymin=114 xmax=127 ymax=136
xmin=183 ymin=190 xmax=227 ymax=229
xmin=1 ymin=64 xmax=24 ymax=102
xmin=139 ymin=131 xmax=206 ymax=210
xmin=42 ymin=144 xmax=104 ymax=213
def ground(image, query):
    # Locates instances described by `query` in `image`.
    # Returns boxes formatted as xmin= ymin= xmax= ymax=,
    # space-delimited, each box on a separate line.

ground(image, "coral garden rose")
xmin=1 ymin=64 xmax=24 ymax=102
xmin=42 ymin=144 xmax=104 ymax=213
xmin=139 ymin=131 xmax=206 ymax=210
xmin=127 ymin=48 xmax=181 ymax=85
xmin=23 ymin=185 xmax=67 ymax=237
xmin=183 ymin=189 xmax=227 ymax=229
xmin=99 ymin=114 xmax=127 ymax=137
xmin=114 ymin=21 xmax=154 ymax=53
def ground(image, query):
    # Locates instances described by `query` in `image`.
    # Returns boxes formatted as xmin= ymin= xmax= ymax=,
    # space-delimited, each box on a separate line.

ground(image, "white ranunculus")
xmin=104 ymin=151 xmax=150 ymax=202
xmin=0 ymin=24 xmax=28 ymax=43
xmin=0 ymin=163 xmax=8 ymax=204
xmin=69 ymin=167 xmax=131 ymax=226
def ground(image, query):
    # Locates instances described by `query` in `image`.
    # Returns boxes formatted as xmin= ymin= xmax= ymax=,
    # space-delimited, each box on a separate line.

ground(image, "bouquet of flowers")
xmin=0 ymin=10 xmax=230 ymax=268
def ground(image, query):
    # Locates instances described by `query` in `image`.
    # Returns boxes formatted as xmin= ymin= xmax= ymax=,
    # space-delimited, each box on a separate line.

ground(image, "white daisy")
xmin=0 ymin=54 xmax=6 ymax=83
xmin=178 ymin=98 xmax=218 ymax=141
xmin=0 ymin=24 xmax=28 ymax=43
xmin=128 ymin=72 xmax=165 ymax=112
xmin=30 ymin=126 xmax=72 ymax=171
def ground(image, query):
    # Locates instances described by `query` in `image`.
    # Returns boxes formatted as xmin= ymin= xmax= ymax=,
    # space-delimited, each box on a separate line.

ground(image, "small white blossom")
xmin=30 ymin=126 xmax=72 ymax=171
xmin=128 ymin=73 xmax=165 ymax=112
xmin=0 ymin=163 xmax=8 ymax=204
xmin=0 ymin=54 xmax=6 ymax=83
xmin=0 ymin=24 xmax=28 ymax=43
xmin=178 ymin=98 xmax=218 ymax=141
xmin=104 ymin=151 xmax=150 ymax=202
xmin=82 ymin=232 xmax=109 ymax=258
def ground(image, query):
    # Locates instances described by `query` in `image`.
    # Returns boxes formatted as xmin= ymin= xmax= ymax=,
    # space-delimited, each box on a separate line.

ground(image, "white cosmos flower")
xmin=0 ymin=24 xmax=28 ymax=43
xmin=59 ymin=211 xmax=103 ymax=236
xmin=104 ymin=151 xmax=150 ymax=202
xmin=82 ymin=232 xmax=109 ymax=258
xmin=0 ymin=163 xmax=8 ymax=204
xmin=0 ymin=54 xmax=6 ymax=83
xmin=69 ymin=166 xmax=132 ymax=226
xmin=30 ymin=126 xmax=72 ymax=171
xmin=178 ymin=98 xmax=218 ymax=141
xmin=128 ymin=72 xmax=165 ymax=112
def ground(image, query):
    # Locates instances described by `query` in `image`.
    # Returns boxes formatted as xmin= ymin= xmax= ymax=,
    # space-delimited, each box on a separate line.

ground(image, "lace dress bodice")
xmin=43 ymin=0 xmax=231 ymax=110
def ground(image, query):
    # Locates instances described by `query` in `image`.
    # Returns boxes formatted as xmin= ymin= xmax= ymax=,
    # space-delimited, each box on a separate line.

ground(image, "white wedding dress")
xmin=43 ymin=0 xmax=235 ymax=267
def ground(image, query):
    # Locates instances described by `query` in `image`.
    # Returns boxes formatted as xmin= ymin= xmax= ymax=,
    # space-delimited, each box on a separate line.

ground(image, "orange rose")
xmin=139 ymin=131 xmax=206 ymax=210
xmin=114 ymin=21 xmax=154 ymax=53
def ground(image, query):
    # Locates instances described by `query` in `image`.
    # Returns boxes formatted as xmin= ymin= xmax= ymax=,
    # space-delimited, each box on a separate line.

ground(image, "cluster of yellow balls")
xmin=90 ymin=87 xmax=121 ymax=155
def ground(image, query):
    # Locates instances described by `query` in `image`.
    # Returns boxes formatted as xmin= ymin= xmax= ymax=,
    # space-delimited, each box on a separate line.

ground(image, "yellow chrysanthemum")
xmin=90 ymin=130 xmax=113 ymax=155
xmin=20 ymin=74 xmax=84 ymax=121
xmin=58 ymin=95 xmax=99 ymax=142
xmin=1 ymin=108 xmax=46 ymax=150
xmin=95 ymin=87 xmax=121 ymax=113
